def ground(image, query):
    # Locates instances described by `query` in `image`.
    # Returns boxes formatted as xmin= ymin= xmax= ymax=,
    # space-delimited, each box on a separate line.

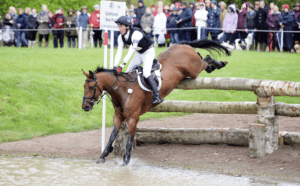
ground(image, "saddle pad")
xmin=136 ymin=63 xmax=162 ymax=92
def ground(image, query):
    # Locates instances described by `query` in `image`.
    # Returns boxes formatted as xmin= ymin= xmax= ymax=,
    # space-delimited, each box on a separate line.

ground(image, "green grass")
xmin=0 ymin=46 xmax=300 ymax=143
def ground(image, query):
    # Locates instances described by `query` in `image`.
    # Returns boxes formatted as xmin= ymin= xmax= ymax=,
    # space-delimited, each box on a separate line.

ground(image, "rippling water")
xmin=0 ymin=156 xmax=297 ymax=186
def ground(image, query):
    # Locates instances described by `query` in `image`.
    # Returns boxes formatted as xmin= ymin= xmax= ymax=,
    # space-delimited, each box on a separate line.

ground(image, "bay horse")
xmin=81 ymin=39 xmax=231 ymax=166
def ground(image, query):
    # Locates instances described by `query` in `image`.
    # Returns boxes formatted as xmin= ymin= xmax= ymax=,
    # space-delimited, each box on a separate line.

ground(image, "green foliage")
xmin=0 ymin=41 xmax=300 ymax=143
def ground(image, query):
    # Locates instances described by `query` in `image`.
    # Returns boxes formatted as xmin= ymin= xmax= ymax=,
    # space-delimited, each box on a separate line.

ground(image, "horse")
xmin=81 ymin=39 xmax=231 ymax=166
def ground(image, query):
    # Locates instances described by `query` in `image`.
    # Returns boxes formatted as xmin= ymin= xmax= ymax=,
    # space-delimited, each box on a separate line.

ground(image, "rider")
xmin=113 ymin=16 xmax=164 ymax=105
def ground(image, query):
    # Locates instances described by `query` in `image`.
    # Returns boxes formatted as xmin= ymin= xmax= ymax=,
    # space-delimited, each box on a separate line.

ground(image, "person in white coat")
xmin=153 ymin=8 xmax=167 ymax=47
xmin=194 ymin=0 xmax=208 ymax=39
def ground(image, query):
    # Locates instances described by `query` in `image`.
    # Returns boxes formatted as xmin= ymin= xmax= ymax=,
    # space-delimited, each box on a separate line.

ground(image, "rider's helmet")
xmin=115 ymin=16 xmax=132 ymax=27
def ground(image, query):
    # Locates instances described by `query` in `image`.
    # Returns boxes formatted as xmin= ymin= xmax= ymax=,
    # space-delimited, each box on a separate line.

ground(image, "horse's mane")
xmin=94 ymin=66 xmax=115 ymax=74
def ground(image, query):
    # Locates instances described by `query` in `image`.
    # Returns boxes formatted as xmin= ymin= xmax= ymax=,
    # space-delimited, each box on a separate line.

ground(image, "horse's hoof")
xmin=96 ymin=158 xmax=105 ymax=164
xmin=121 ymin=162 xmax=128 ymax=166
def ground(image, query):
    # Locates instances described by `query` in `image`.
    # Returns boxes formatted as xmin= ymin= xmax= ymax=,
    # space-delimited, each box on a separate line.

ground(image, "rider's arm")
xmin=114 ymin=35 xmax=124 ymax=67
xmin=122 ymin=31 xmax=143 ymax=64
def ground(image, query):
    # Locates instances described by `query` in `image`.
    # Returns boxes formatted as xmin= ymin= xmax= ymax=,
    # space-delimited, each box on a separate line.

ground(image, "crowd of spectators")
xmin=1 ymin=0 xmax=300 ymax=52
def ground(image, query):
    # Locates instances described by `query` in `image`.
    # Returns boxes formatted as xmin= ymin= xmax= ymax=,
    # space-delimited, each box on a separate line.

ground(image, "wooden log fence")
xmin=114 ymin=78 xmax=300 ymax=158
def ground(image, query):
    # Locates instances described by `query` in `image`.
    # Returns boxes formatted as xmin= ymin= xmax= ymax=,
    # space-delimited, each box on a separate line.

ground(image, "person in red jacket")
xmin=89 ymin=4 xmax=102 ymax=48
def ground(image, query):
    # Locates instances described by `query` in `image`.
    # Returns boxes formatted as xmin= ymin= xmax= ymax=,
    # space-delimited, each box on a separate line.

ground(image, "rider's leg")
xmin=142 ymin=48 xmax=164 ymax=105
xmin=125 ymin=52 xmax=142 ymax=73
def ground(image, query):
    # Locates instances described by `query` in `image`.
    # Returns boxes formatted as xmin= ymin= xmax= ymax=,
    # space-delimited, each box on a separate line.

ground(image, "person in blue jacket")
xmin=167 ymin=7 xmax=180 ymax=45
xmin=176 ymin=1 xmax=193 ymax=42
xmin=15 ymin=8 xmax=28 ymax=47
xmin=279 ymin=4 xmax=295 ymax=52
xmin=205 ymin=0 xmax=221 ymax=41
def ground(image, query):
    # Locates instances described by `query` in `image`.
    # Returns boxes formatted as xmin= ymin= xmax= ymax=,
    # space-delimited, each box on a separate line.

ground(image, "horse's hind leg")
xmin=203 ymin=55 xmax=228 ymax=70
xmin=97 ymin=113 xmax=123 ymax=164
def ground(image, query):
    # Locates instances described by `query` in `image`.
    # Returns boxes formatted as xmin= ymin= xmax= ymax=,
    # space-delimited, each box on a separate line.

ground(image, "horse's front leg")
xmin=97 ymin=113 xmax=123 ymax=164
xmin=122 ymin=117 xmax=138 ymax=166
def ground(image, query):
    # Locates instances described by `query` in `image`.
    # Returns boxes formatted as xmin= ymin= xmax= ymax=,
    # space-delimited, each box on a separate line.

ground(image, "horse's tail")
xmin=179 ymin=39 xmax=231 ymax=56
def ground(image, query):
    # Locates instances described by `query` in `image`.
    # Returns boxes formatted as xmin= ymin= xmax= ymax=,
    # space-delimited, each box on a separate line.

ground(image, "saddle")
xmin=133 ymin=59 xmax=162 ymax=92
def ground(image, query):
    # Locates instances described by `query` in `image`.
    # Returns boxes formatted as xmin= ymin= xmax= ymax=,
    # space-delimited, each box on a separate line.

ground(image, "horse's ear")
xmin=82 ymin=69 xmax=89 ymax=78
xmin=89 ymin=70 xmax=95 ymax=79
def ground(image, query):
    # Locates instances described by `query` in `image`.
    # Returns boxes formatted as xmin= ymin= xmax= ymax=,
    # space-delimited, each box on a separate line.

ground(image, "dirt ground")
xmin=0 ymin=113 xmax=300 ymax=182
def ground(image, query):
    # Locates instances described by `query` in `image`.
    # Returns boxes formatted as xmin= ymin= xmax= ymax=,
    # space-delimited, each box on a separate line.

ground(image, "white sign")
xmin=100 ymin=1 xmax=126 ymax=31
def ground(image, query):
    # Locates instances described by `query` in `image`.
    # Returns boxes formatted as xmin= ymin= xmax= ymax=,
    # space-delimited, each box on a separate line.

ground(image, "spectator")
xmin=89 ymin=4 xmax=102 ymax=48
xmin=205 ymin=0 xmax=221 ymax=41
xmin=15 ymin=8 xmax=28 ymax=47
xmin=9 ymin=6 xmax=18 ymax=29
xmin=176 ymin=1 xmax=193 ymax=42
xmin=237 ymin=3 xmax=250 ymax=41
xmin=27 ymin=8 xmax=39 ymax=48
xmin=141 ymin=7 xmax=154 ymax=39
xmin=130 ymin=4 xmax=135 ymax=11
xmin=189 ymin=1 xmax=195 ymax=11
xmin=3 ymin=13 xmax=13 ymax=27
xmin=52 ymin=7 xmax=65 ymax=48
xmin=167 ymin=7 xmax=180 ymax=45
xmin=266 ymin=5 xmax=281 ymax=52
xmin=153 ymin=7 xmax=167 ymax=47
xmin=254 ymin=1 xmax=260 ymax=11
xmin=279 ymin=4 xmax=295 ymax=52
xmin=175 ymin=2 xmax=181 ymax=10
xmin=127 ymin=9 xmax=139 ymax=27
xmin=164 ymin=6 xmax=171 ymax=17
xmin=293 ymin=3 xmax=300 ymax=47
xmin=37 ymin=4 xmax=50 ymax=48
xmin=170 ymin=4 xmax=175 ymax=11
xmin=195 ymin=1 xmax=208 ymax=39
xmin=75 ymin=6 xmax=89 ymax=49
xmin=65 ymin=9 xmax=77 ymax=48
xmin=205 ymin=0 xmax=211 ymax=11
xmin=269 ymin=2 xmax=275 ymax=14
xmin=222 ymin=4 xmax=238 ymax=45
xmin=259 ymin=0 xmax=269 ymax=13
xmin=219 ymin=1 xmax=227 ymax=28
xmin=0 ymin=17 xmax=2 ymax=29
xmin=135 ymin=0 xmax=146 ymax=26
xmin=255 ymin=1 xmax=268 ymax=51
xmin=151 ymin=5 xmax=157 ymax=16
xmin=245 ymin=4 xmax=257 ymax=49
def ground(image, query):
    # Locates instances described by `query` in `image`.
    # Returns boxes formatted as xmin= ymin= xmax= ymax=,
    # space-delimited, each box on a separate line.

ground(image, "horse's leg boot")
xmin=205 ymin=65 xmax=216 ymax=73
xmin=122 ymin=135 xmax=133 ymax=166
xmin=146 ymin=76 xmax=164 ymax=105
xmin=203 ymin=55 xmax=228 ymax=69
xmin=97 ymin=126 xmax=118 ymax=164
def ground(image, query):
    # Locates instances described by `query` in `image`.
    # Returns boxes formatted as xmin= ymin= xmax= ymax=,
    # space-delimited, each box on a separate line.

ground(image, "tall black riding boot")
xmin=203 ymin=55 xmax=227 ymax=69
xmin=146 ymin=76 xmax=164 ymax=105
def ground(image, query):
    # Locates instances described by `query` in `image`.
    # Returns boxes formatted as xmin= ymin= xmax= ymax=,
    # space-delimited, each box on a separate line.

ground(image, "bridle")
xmin=83 ymin=73 xmax=118 ymax=106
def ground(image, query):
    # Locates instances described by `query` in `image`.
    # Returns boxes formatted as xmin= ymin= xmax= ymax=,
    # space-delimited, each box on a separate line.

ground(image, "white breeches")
xmin=126 ymin=47 xmax=155 ymax=78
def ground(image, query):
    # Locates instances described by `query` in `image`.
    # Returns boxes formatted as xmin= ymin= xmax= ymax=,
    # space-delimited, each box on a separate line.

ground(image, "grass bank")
xmin=0 ymin=46 xmax=299 ymax=143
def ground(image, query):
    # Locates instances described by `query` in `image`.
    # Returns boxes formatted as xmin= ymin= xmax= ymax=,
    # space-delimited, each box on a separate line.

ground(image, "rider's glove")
xmin=113 ymin=66 xmax=122 ymax=75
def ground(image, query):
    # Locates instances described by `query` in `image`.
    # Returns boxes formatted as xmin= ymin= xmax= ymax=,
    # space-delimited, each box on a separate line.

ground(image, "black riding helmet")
xmin=115 ymin=16 xmax=132 ymax=27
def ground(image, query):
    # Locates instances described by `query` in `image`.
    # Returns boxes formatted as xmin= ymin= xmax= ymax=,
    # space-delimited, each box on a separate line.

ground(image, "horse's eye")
xmin=89 ymin=86 xmax=94 ymax=90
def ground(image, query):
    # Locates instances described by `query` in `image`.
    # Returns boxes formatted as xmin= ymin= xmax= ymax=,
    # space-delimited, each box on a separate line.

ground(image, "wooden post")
xmin=251 ymin=86 xmax=278 ymax=157
xmin=249 ymin=124 xmax=266 ymax=157
xmin=113 ymin=121 xmax=129 ymax=156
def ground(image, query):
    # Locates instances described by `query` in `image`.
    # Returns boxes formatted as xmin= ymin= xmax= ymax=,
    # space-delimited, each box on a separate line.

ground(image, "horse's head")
xmin=81 ymin=69 xmax=103 ymax=112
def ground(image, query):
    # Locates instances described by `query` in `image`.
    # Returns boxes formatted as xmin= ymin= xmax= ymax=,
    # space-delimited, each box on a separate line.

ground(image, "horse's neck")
xmin=97 ymin=73 xmax=128 ymax=104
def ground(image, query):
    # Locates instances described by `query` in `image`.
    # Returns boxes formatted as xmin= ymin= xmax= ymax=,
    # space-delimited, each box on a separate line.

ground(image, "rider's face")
xmin=118 ymin=25 xmax=127 ymax=35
